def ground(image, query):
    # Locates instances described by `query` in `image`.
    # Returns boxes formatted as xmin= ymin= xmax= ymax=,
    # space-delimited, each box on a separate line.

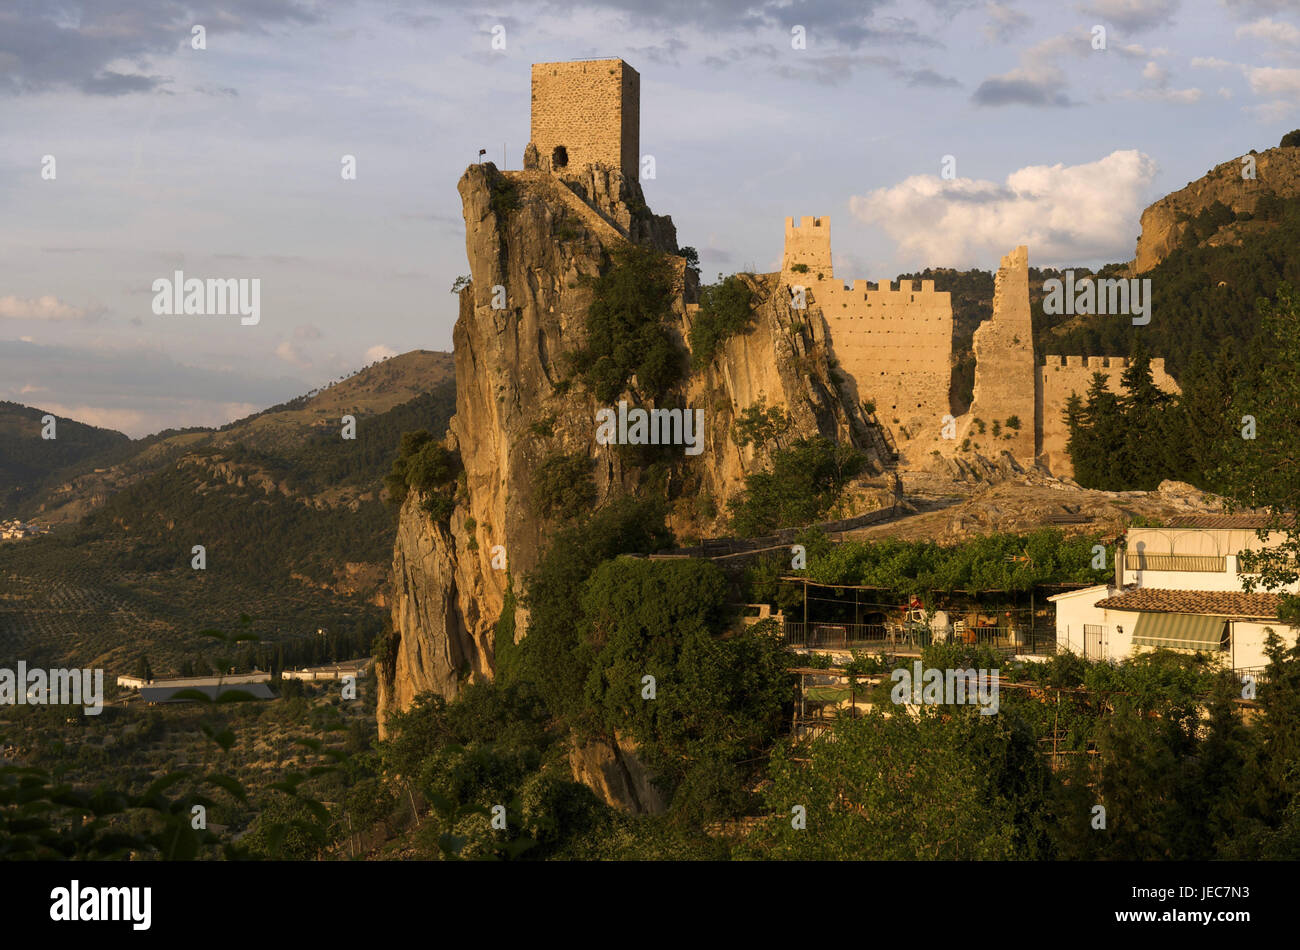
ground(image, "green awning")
xmin=1131 ymin=612 xmax=1227 ymax=651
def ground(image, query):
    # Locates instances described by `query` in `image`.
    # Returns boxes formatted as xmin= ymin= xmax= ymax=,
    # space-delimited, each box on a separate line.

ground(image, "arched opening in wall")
xmin=551 ymin=145 xmax=569 ymax=169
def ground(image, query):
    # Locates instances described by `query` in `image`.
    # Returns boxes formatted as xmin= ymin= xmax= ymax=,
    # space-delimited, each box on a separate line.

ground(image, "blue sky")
xmin=2 ymin=0 xmax=1298 ymax=436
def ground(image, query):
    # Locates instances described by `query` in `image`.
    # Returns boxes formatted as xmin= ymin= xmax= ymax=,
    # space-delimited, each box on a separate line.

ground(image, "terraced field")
xmin=0 ymin=536 xmax=382 ymax=675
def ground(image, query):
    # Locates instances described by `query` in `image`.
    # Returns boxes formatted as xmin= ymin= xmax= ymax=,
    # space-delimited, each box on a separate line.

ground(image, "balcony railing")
xmin=1125 ymin=553 xmax=1226 ymax=573
xmin=783 ymin=621 xmax=1057 ymax=655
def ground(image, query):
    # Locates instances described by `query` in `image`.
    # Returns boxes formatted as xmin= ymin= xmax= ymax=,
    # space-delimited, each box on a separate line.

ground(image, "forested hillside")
xmin=0 ymin=402 xmax=129 ymax=517
xmin=0 ymin=362 xmax=456 ymax=676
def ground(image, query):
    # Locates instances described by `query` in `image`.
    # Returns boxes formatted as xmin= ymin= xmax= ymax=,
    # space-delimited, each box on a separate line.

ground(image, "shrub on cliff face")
xmin=385 ymin=430 xmax=462 ymax=525
xmin=688 ymin=274 xmax=756 ymax=369
xmin=531 ymin=451 xmax=596 ymax=520
xmin=573 ymin=243 xmax=683 ymax=403
xmin=487 ymin=168 xmax=521 ymax=217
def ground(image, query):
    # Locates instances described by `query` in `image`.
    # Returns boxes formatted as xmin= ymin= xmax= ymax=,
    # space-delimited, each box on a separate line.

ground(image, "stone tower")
xmin=782 ymin=216 xmax=833 ymax=278
xmin=527 ymin=59 xmax=640 ymax=179
xmin=965 ymin=245 xmax=1036 ymax=462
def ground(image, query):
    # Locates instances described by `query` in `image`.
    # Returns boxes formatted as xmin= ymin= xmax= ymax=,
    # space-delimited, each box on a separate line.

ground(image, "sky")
xmin=2 ymin=0 xmax=1298 ymax=437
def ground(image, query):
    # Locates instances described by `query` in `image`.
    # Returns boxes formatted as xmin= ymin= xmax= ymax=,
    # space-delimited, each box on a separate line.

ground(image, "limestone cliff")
xmin=1133 ymin=145 xmax=1300 ymax=273
xmin=376 ymin=161 xmax=883 ymax=786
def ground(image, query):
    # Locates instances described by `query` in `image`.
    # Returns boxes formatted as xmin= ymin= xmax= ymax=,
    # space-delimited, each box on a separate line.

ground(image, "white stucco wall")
xmin=1050 ymin=585 xmax=1132 ymax=659
xmin=1227 ymin=621 xmax=1299 ymax=670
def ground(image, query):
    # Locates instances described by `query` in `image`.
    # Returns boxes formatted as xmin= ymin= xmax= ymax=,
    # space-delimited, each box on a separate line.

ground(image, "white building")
xmin=116 ymin=671 xmax=271 ymax=690
xmin=1050 ymin=514 xmax=1299 ymax=671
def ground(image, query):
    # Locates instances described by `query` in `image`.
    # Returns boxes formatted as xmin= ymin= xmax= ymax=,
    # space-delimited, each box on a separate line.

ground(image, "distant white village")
xmin=0 ymin=519 xmax=50 ymax=541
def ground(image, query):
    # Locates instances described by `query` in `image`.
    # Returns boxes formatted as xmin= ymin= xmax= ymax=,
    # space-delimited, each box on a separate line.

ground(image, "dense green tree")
xmin=580 ymin=558 xmax=792 ymax=820
xmin=515 ymin=498 xmax=672 ymax=720
xmin=754 ymin=709 xmax=1037 ymax=859
xmin=1215 ymin=285 xmax=1300 ymax=619
xmin=1171 ymin=345 xmax=1237 ymax=490
xmin=688 ymin=274 xmax=756 ymax=369
xmin=805 ymin=528 xmax=1109 ymax=595
xmin=573 ymin=243 xmax=683 ymax=403
xmin=728 ymin=436 xmax=868 ymax=536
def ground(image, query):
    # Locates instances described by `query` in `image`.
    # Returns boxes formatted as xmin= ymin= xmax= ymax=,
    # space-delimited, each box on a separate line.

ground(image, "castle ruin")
xmin=779 ymin=222 xmax=1179 ymax=475
xmin=781 ymin=216 xmax=953 ymax=447
xmin=526 ymin=59 xmax=640 ymax=179
xmin=523 ymin=57 xmax=1180 ymax=479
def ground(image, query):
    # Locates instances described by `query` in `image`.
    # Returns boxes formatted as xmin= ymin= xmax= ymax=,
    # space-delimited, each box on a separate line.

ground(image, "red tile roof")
xmin=1094 ymin=587 xmax=1286 ymax=619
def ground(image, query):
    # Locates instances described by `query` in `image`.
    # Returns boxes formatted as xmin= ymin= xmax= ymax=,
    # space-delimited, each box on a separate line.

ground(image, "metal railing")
xmin=784 ymin=620 xmax=1057 ymax=655
xmin=1126 ymin=553 xmax=1226 ymax=573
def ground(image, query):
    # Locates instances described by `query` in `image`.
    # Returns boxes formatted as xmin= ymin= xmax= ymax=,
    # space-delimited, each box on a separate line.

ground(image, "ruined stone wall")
xmin=530 ymin=59 xmax=638 ymax=178
xmin=1037 ymin=355 xmax=1180 ymax=476
xmin=962 ymin=246 xmax=1036 ymax=462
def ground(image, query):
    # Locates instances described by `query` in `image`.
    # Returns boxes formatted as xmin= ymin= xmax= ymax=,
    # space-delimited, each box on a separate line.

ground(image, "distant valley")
xmin=0 ymin=350 xmax=454 ymax=677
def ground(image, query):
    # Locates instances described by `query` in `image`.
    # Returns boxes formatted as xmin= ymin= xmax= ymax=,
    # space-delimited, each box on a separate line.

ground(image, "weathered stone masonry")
xmin=528 ymin=59 xmax=640 ymax=179
xmin=781 ymin=216 xmax=953 ymax=449
xmin=777 ymin=225 xmax=1180 ymax=474
xmin=1038 ymin=355 xmax=1178 ymax=476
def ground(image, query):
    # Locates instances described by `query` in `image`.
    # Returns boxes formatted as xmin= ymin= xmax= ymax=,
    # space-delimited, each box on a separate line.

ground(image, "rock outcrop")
xmin=1133 ymin=145 xmax=1300 ymax=273
xmin=375 ymin=161 xmax=885 ymax=809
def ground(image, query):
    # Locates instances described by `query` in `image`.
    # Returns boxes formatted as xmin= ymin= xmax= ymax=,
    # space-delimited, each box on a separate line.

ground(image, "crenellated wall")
xmin=777 ymin=220 xmax=1180 ymax=476
xmin=1037 ymin=354 xmax=1180 ymax=476
xmin=780 ymin=216 xmax=953 ymax=457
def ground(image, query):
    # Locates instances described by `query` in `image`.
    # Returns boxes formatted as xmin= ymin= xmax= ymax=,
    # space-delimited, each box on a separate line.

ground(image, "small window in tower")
xmin=552 ymin=146 xmax=569 ymax=168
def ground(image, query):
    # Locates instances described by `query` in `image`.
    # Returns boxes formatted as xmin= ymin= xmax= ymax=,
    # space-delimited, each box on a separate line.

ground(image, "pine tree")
xmin=1063 ymin=392 xmax=1086 ymax=482
xmin=1076 ymin=373 xmax=1125 ymax=489
xmin=1216 ymin=285 xmax=1300 ymax=621
xmin=1118 ymin=340 xmax=1170 ymax=489
xmin=1176 ymin=344 xmax=1237 ymax=491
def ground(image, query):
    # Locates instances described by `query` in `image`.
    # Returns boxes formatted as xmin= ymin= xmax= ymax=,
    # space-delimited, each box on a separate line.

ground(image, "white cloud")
xmin=0 ymin=295 xmax=93 ymax=320
xmin=1191 ymin=56 xmax=1235 ymax=68
xmin=972 ymin=29 xmax=1100 ymax=107
xmin=36 ymin=404 xmax=149 ymax=435
xmin=984 ymin=2 xmax=1031 ymax=41
xmin=35 ymin=401 xmax=263 ymax=437
xmin=1244 ymin=65 xmax=1300 ymax=95
xmin=848 ymin=149 xmax=1158 ymax=268
xmin=1123 ymin=57 xmax=1200 ymax=100
xmin=1080 ymin=0 xmax=1181 ymax=30
xmin=1246 ymin=99 xmax=1298 ymax=120
xmin=1120 ymin=86 xmax=1204 ymax=101
xmin=365 ymin=344 xmax=397 ymax=362
xmin=274 ymin=340 xmax=312 ymax=367
xmin=1220 ymin=0 xmax=1298 ymax=17
xmin=1236 ymin=17 xmax=1300 ymax=46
